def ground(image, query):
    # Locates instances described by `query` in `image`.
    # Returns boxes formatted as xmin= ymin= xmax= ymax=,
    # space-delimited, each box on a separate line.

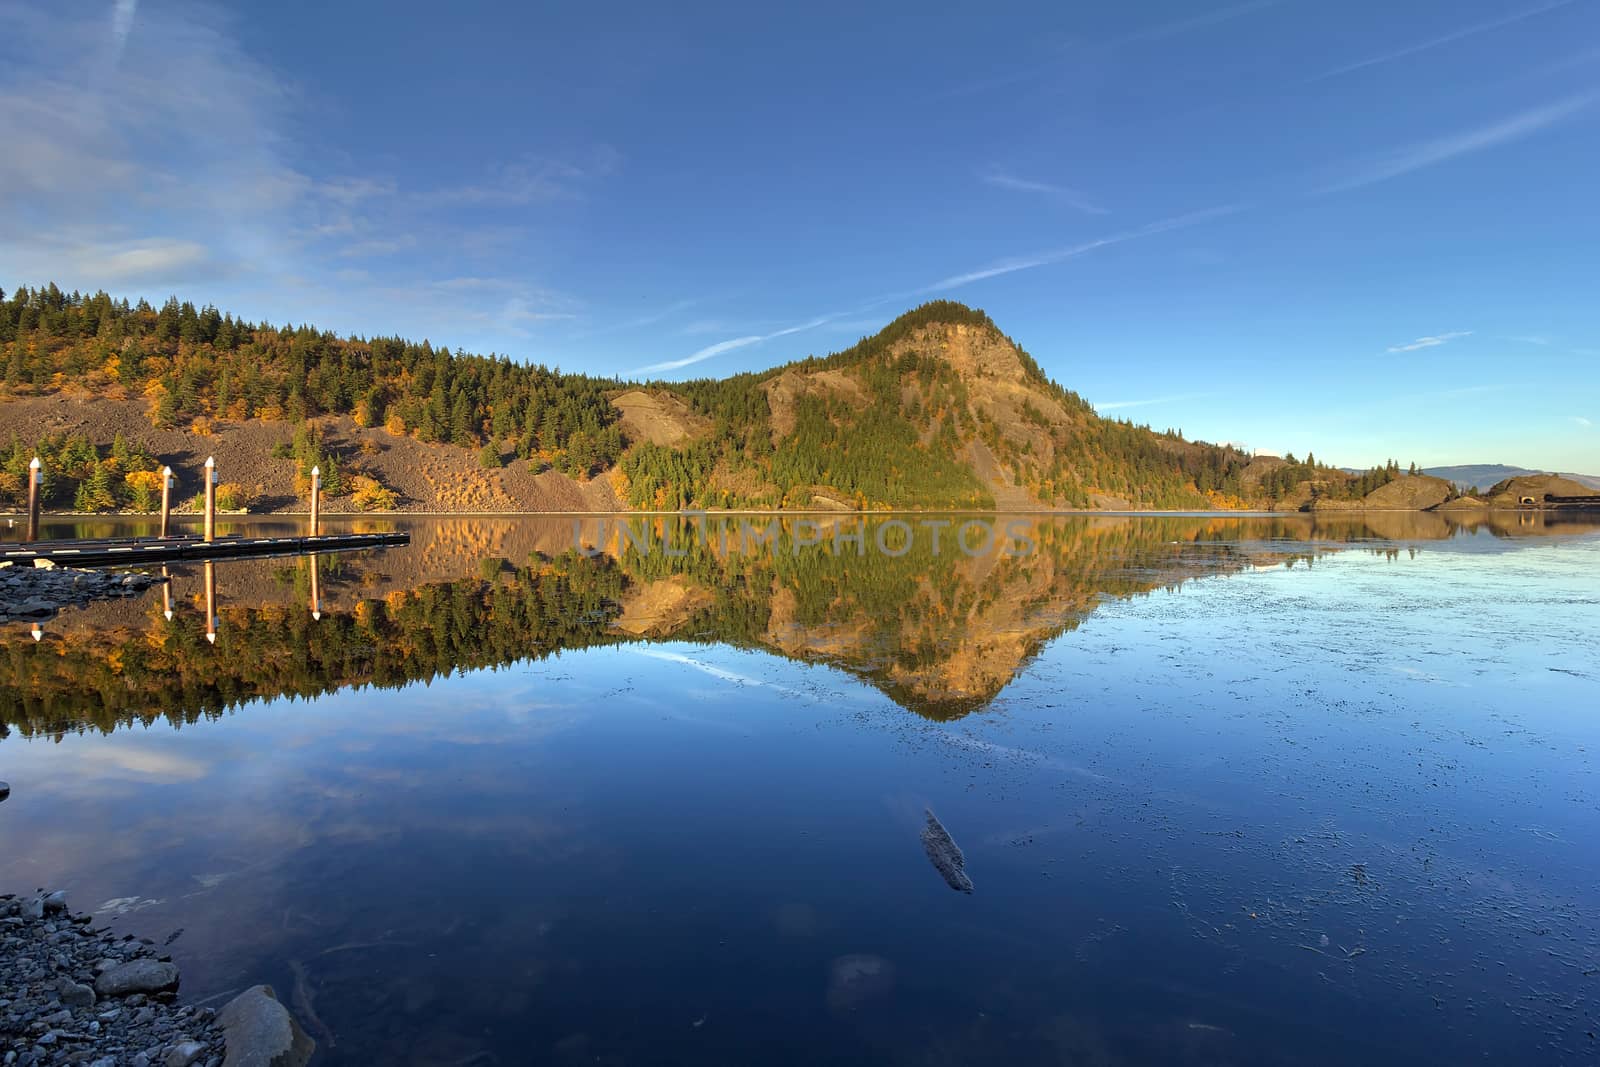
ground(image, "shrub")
xmin=214 ymin=482 xmax=257 ymax=512
xmin=349 ymin=475 xmax=399 ymax=511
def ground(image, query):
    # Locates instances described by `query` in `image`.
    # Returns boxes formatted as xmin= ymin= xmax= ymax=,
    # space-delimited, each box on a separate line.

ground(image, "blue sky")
xmin=1 ymin=0 xmax=1597 ymax=470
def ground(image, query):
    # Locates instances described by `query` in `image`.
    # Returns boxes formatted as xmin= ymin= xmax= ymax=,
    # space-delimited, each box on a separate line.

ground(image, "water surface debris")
xmin=921 ymin=809 xmax=974 ymax=893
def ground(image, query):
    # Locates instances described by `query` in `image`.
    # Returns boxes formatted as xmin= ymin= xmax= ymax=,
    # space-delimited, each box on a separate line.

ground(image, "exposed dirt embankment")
xmin=611 ymin=390 xmax=711 ymax=447
xmin=1483 ymin=474 xmax=1595 ymax=507
xmin=1308 ymin=474 xmax=1453 ymax=512
xmin=3 ymin=396 xmax=618 ymax=513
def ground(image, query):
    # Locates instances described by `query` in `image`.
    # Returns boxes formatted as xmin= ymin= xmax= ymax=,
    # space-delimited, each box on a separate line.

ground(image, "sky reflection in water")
xmin=1 ymin=515 xmax=1598 ymax=1065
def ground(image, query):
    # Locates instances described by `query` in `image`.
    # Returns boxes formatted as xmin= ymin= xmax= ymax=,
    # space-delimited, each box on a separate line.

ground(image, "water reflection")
xmin=1 ymin=514 xmax=1598 ymax=1064
xmin=4 ymin=512 xmax=1597 ymax=737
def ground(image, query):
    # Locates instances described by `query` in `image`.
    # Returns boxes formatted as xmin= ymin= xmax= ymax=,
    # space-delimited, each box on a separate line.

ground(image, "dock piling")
xmin=160 ymin=466 xmax=174 ymax=538
xmin=204 ymin=560 xmax=218 ymax=644
xmin=310 ymin=465 xmax=321 ymax=536
xmin=203 ymin=456 xmax=217 ymax=543
xmin=26 ymin=457 xmax=41 ymax=542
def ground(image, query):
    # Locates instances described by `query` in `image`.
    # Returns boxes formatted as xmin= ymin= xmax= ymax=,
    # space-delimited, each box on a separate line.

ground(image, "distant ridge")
xmin=1425 ymin=464 xmax=1600 ymax=493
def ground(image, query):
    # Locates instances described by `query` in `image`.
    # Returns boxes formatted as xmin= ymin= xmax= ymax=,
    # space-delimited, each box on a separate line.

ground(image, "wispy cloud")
xmin=911 ymin=205 xmax=1240 ymax=294
xmin=634 ymin=335 xmax=765 ymax=375
xmin=1312 ymin=0 xmax=1574 ymax=81
xmin=1387 ymin=330 xmax=1472 ymax=353
xmin=981 ymin=170 xmax=1108 ymax=215
xmin=631 ymin=311 xmax=853 ymax=375
xmin=423 ymin=148 xmax=620 ymax=206
xmin=1574 ymin=416 xmax=1594 ymax=428
xmin=633 ymin=205 xmax=1241 ymax=376
xmin=1118 ymin=0 xmax=1282 ymax=44
xmin=1321 ymin=92 xmax=1598 ymax=194
xmin=1096 ymin=392 xmax=1214 ymax=412
xmin=110 ymin=0 xmax=138 ymax=63
xmin=1437 ymin=382 xmax=1509 ymax=398
xmin=338 ymin=234 xmax=416 ymax=258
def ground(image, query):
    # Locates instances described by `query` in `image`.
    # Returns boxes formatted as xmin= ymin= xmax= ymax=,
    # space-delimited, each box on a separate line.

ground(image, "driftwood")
xmin=921 ymin=809 xmax=973 ymax=893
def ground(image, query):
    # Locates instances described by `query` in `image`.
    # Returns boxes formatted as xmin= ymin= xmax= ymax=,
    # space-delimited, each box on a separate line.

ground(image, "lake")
xmin=2 ymin=513 xmax=1598 ymax=1065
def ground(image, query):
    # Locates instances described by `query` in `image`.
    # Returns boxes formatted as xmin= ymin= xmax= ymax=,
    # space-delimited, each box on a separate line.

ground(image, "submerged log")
xmin=921 ymin=809 xmax=973 ymax=893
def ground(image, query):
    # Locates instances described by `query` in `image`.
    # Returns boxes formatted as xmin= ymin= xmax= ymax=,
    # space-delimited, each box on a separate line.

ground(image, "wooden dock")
xmin=1 ymin=531 xmax=409 ymax=567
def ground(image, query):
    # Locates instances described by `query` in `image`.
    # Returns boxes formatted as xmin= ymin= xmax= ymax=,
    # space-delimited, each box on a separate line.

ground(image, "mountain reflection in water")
xmin=2 ymin=513 xmax=1598 ymax=1066
xmin=6 ymin=511 xmax=1586 ymax=735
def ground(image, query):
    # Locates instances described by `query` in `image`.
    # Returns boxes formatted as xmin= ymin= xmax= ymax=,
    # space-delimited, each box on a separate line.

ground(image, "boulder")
xmin=216 ymin=985 xmax=315 ymax=1067
xmin=60 ymin=980 xmax=96 ymax=1009
xmin=94 ymin=959 xmax=180 ymax=998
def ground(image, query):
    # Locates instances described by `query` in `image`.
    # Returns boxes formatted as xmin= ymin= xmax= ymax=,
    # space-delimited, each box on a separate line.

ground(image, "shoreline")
xmin=0 ymin=565 xmax=161 ymax=626
xmin=5 ymin=506 xmax=1593 ymax=520
xmin=0 ymin=889 xmax=313 ymax=1067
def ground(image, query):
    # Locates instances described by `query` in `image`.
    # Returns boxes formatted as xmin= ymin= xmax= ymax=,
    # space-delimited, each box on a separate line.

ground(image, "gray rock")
xmin=22 ymin=896 xmax=44 ymax=920
xmin=216 ymin=985 xmax=315 ymax=1067
xmin=94 ymin=959 xmax=180 ymax=998
xmin=42 ymin=891 xmax=68 ymax=913
xmin=0 ymin=780 xmax=9 ymax=801
xmin=59 ymin=981 xmax=95 ymax=1009
xmin=166 ymin=1040 xmax=207 ymax=1067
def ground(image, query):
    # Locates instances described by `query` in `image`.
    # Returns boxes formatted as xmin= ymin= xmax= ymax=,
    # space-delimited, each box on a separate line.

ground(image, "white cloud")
xmin=1313 ymin=0 xmax=1573 ymax=81
xmin=110 ymin=0 xmax=138 ymax=61
xmin=634 ymin=335 xmax=766 ymax=374
xmin=630 ymin=205 xmax=1239 ymax=378
xmin=1386 ymin=330 xmax=1472 ymax=353
xmin=339 ymin=235 xmax=417 ymax=258
xmin=424 ymin=148 xmax=621 ymax=206
xmin=1118 ymin=0 xmax=1282 ymax=44
xmin=1574 ymin=416 xmax=1594 ymax=428
xmin=1321 ymin=92 xmax=1597 ymax=194
xmin=981 ymin=170 xmax=1108 ymax=215
xmin=632 ymin=312 xmax=852 ymax=375
xmin=1096 ymin=392 xmax=1213 ymax=412
xmin=0 ymin=1 xmax=595 ymax=355
xmin=912 ymin=205 xmax=1240 ymax=294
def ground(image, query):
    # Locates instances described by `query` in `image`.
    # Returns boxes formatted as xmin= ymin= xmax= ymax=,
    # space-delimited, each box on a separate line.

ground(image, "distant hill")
xmin=1426 ymin=464 xmax=1600 ymax=492
xmin=0 ymin=283 xmax=1424 ymax=513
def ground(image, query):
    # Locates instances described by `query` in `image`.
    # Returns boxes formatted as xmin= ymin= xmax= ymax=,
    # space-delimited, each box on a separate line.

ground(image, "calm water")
xmin=2 ymin=513 xmax=1598 ymax=1065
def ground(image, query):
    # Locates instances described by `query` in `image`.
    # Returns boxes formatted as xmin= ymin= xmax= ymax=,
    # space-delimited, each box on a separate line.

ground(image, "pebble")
xmin=0 ymin=890 xmax=226 ymax=1067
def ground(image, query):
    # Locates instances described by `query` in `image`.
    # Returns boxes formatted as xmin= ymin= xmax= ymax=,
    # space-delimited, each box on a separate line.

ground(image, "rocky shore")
xmin=1 ymin=891 xmax=313 ymax=1067
xmin=0 ymin=564 xmax=161 ymax=625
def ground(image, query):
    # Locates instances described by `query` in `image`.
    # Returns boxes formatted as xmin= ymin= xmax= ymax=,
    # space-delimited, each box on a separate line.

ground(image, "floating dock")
xmin=1 ymin=531 xmax=409 ymax=567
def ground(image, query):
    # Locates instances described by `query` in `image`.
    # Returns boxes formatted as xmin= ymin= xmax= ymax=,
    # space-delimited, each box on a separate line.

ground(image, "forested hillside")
xmin=1 ymin=283 xmax=1410 ymax=513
